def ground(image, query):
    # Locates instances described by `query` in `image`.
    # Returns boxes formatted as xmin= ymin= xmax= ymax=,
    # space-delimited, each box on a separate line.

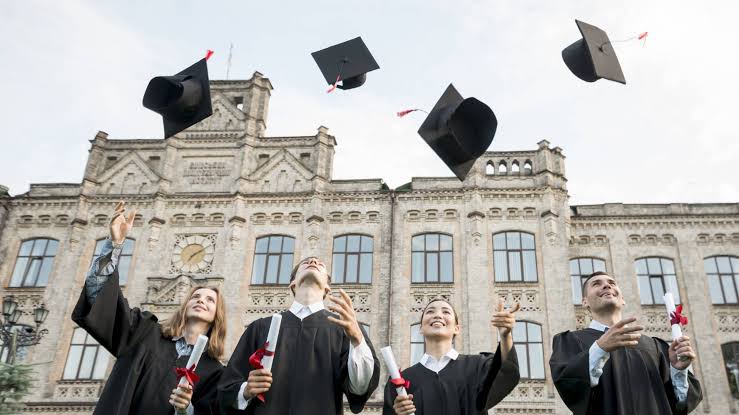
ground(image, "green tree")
xmin=0 ymin=362 xmax=35 ymax=415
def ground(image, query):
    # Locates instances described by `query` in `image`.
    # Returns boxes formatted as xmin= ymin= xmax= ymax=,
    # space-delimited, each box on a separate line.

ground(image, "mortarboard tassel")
xmin=397 ymin=108 xmax=428 ymax=118
xmin=205 ymin=49 xmax=214 ymax=61
xmin=327 ymin=75 xmax=341 ymax=93
xmin=638 ymin=32 xmax=648 ymax=47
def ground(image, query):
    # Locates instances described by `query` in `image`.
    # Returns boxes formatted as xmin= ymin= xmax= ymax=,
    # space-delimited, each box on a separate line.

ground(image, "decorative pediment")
xmin=187 ymin=93 xmax=246 ymax=131
xmin=142 ymin=274 xmax=224 ymax=316
xmin=250 ymin=149 xmax=315 ymax=193
xmin=96 ymin=151 xmax=160 ymax=195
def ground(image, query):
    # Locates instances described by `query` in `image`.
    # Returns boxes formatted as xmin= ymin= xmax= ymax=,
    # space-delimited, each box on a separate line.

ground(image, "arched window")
xmin=513 ymin=321 xmax=545 ymax=379
xmin=62 ymin=327 xmax=111 ymax=380
xmin=493 ymin=232 xmax=538 ymax=282
xmin=411 ymin=233 xmax=453 ymax=283
xmin=511 ymin=161 xmax=520 ymax=174
xmin=92 ymin=238 xmax=135 ymax=285
xmin=332 ymin=235 xmax=373 ymax=284
xmin=486 ymin=161 xmax=495 ymax=175
xmin=723 ymin=342 xmax=739 ymax=399
xmin=705 ymin=256 xmax=739 ymax=304
xmin=410 ymin=323 xmax=425 ymax=366
xmin=523 ymin=160 xmax=533 ymax=175
xmin=635 ymin=257 xmax=679 ymax=305
xmin=570 ymin=258 xmax=607 ymax=304
xmin=251 ymin=235 xmax=295 ymax=285
xmin=9 ymin=238 xmax=59 ymax=287
xmin=498 ymin=161 xmax=508 ymax=175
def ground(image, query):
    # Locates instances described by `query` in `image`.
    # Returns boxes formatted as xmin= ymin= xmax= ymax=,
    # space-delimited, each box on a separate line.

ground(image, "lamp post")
xmin=1 ymin=296 xmax=49 ymax=365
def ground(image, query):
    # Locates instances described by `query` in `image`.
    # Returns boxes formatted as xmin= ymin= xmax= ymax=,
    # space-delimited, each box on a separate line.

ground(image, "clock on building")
xmin=171 ymin=234 xmax=216 ymax=273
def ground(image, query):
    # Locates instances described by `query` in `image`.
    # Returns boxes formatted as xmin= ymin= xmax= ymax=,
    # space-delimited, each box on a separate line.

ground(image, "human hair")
xmin=581 ymin=271 xmax=612 ymax=298
xmin=289 ymin=257 xmax=332 ymax=296
xmin=160 ymin=285 xmax=227 ymax=360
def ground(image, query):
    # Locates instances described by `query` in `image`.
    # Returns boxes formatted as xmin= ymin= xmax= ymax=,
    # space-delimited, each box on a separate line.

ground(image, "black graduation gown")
xmin=72 ymin=270 xmax=224 ymax=415
xmin=381 ymin=345 xmax=520 ymax=415
xmin=550 ymin=329 xmax=703 ymax=415
xmin=218 ymin=309 xmax=381 ymax=415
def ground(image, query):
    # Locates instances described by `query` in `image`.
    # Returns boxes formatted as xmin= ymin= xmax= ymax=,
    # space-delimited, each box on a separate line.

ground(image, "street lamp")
xmin=0 ymin=296 xmax=49 ymax=365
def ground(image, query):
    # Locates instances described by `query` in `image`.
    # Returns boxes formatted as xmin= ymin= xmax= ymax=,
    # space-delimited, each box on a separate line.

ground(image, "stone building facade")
xmin=0 ymin=72 xmax=738 ymax=414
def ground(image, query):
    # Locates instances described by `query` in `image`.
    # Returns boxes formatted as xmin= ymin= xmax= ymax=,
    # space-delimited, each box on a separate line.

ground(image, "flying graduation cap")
xmin=562 ymin=20 xmax=626 ymax=84
xmin=312 ymin=37 xmax=380 ymax=92
xmin=143 ymin=58 xmax=213 ymax=138
xmin=417 ymin=84 xmax=497 ymax=181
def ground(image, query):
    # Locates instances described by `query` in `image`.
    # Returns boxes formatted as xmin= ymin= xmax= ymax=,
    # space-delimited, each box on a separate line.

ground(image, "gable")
xmin=96 ymin=151 xmax=160 ymax=195
xmin=250 ymin=150 xmax=315 ymax=193
xmin=187 ymin=93 xmax=246 ymax=132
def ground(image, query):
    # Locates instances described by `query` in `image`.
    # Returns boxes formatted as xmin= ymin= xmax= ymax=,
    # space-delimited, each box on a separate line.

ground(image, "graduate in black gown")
xmin=383 ymin=298 xmax=521 ymax=415
xmin=72 ymin=201 xmax=227 ymax=415
xmin=550 ymin=271 xmax=703 ymax=415
xmin=218 ymin=256 xmax=381 ymax=414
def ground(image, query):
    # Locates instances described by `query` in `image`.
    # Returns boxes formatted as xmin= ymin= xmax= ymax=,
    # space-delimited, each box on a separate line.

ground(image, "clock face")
xmin=172 ymin=235 xmax=215 ymax=273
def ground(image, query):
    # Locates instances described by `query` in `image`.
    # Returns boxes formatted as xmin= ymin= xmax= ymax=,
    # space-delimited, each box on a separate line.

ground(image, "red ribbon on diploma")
xmin=670 ymin=305 xmax=688 ymax=326
xmin=175 ymin=364 xmax=200 ymax=386
xmin=389 ymin=373 xmax=411 ymax=390
xmin=248 ymin=342 xmax=274 ymax=402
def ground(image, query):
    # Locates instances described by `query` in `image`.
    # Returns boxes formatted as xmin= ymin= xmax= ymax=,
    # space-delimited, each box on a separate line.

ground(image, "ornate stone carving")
xmin=716 ymin=308 xmax=739 ymax=333
xmin=245 ymin=286 xmax=292 ymax=315
xmin=496 ymin=286 xmax=542 ymax=312
xmin=410 ymin=286 xmax=454 ymax=312
xmin=142 ymin=274 xmax=224 ymax=316
xmin=53 ymin=381 xmax=103 ymax=401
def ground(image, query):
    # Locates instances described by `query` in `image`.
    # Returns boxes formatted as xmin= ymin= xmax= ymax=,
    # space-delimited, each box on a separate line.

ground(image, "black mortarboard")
xmin=143 ymin=58 xmax=212 ymax=138
xmin=417 ymin=84 xmax=497 ymax=181
xmin=311 ymin=37 xmax=379 ymax=90
xmin=562 ymin=20 xmax=626 ymax=84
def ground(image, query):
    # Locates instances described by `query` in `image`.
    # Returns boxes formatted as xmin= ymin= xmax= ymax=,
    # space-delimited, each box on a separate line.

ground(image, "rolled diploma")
xmin=179 ymin=334 xmax=209 ymax=387
xmin=260 ymin=314 xmax=282 ymax=371
xmin=663 ymin=292 xmax=683 ymax=340
xmin=381 ymin=346 xmax=414 ymax=415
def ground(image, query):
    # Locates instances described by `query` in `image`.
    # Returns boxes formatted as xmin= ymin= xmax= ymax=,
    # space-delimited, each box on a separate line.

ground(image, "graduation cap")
xmin=562 ymin=20 xmax=626 ymax=84
xmin=417 ymin=84 xmax=497 ymax=181
xmin=143 ymin=58 xmax=212 ymax=138
xmin=311 ymin=37 xmax=379 ymax=91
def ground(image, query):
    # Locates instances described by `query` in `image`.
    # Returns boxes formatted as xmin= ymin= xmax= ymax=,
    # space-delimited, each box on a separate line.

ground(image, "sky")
xmin=1 ymin=0 xmax=737 ymax=205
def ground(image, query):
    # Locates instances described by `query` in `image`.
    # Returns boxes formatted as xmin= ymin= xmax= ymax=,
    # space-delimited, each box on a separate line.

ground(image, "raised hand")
xmin=109 ymin=201 xmax=136 ymax=244
xmin=244 ymin=368 xmax=273 ymax=399
xmin=595 ymin=317 xmax=643 ymax=353
xmin=669 ymin=336 xmax=696 ymax=370
xmin=393 ymin=394 xmax=416 ymax=415
xmin=169 ymin=382 xmax=193 ymax=413
xmin=327 ymin=289 xmax=364 ymax=346
xmin=491 ymin=300 xmax=520 ymax=338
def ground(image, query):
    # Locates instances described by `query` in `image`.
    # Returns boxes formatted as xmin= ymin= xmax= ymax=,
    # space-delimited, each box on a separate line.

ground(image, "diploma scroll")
xmin=178 ymin=334 xmax=209 ymax=387
xmin=261 ymin=314 xmax=282 ymax=372
xmin=381 ymin=346 xmax=415 ymax=415
xmin=663 ymin=293 xmax=683 ymax=340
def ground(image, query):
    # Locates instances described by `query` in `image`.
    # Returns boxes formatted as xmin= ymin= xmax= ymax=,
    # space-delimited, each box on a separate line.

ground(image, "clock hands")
xmin=188 ymin=247 xmax=206 ymax=262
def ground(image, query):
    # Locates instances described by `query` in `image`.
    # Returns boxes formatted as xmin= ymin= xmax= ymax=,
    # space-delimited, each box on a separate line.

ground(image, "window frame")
xmin=512 ymin=320 xmax=546 ymax=380
xmin=705 ymin=256 xmax=739 ymax=305
xmin=331 ymin=234 xmax=374 ymax=284
xmin=250 ymin=235 xmax=296 ymax=286
xmin=91 ymin=238 xmax=136 ymax=285
xmin=569 ymin=257 xmax=607 ymax=304
xmin=410 ymin=322 xmax=425 ymax=366
xmin=8 ymin=238 xmax=59 ymax=288
xmin=61 ymin=327 xmax=110 ymax=381
xmin=493 ymin=231 xmax=538 ymax=283
xmin=411 ymin=233 xmax=454 ymax=283
xmin=634 ymin=257 xmax=680 ymax=305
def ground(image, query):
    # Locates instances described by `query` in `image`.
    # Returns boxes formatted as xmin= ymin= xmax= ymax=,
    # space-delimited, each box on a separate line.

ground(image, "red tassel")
xmin=205 ymin=49 xmax=214 ymax=61
xmin=397 ymin=109 xmax=427 ymax=118
xmin=638 ymin=32 xmax=648 ymax=46
xmin=327 ymin=75 xmax=341 ymax=93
